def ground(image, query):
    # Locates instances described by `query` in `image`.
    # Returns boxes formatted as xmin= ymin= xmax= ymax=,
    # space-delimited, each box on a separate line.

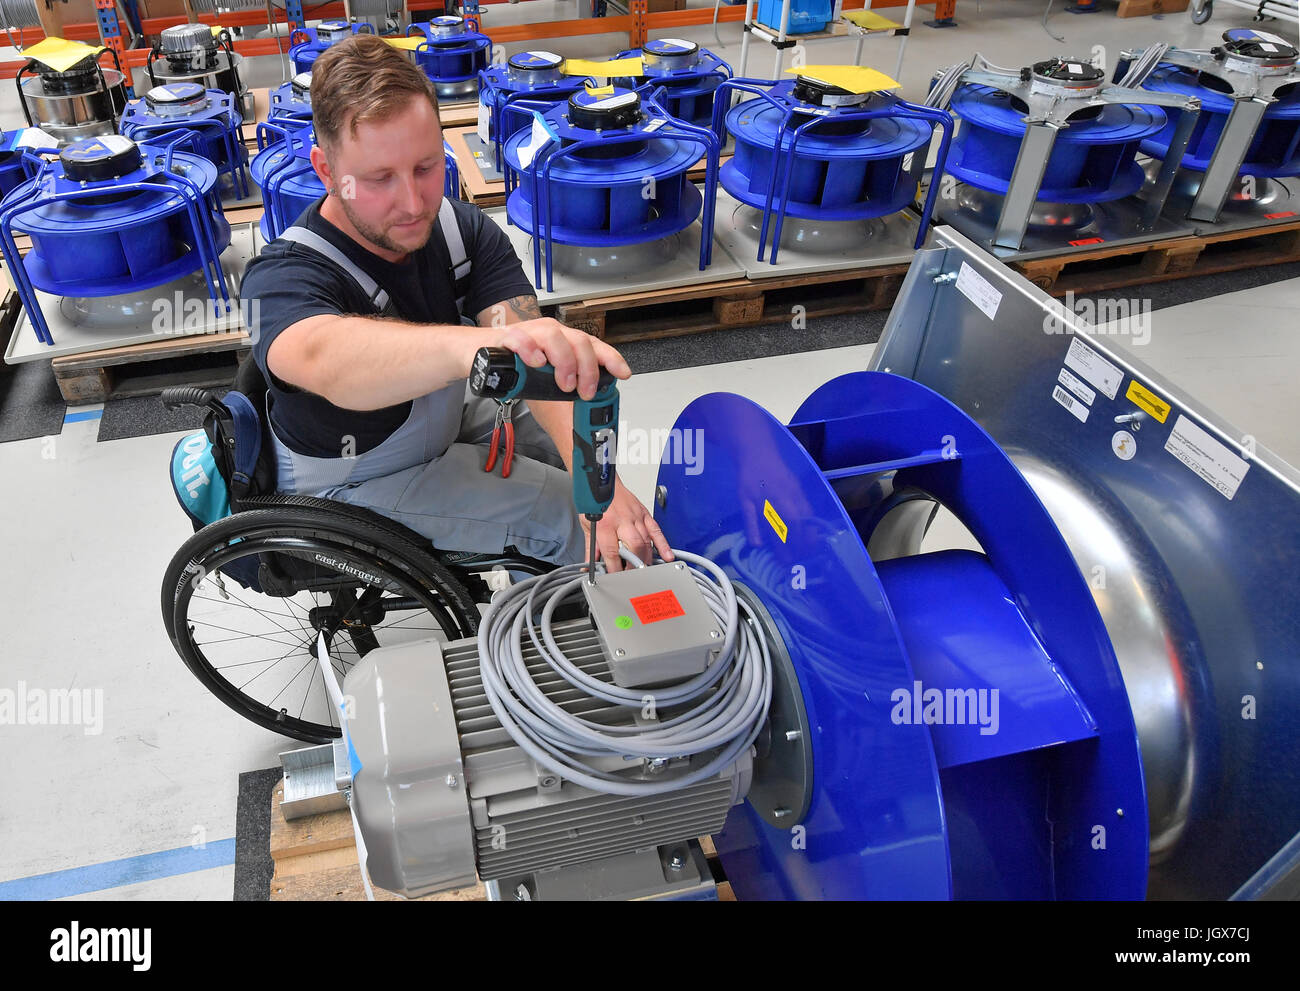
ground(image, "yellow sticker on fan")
xmin=563 ymin=57 xmax=644 ymax=78
xmin=785 ymin=64 xmax=900 ymax=94
xmin=22 ymin=38 xmax=106 ymax=73
xmin=383 ymin=36 xmax=428 ymax=51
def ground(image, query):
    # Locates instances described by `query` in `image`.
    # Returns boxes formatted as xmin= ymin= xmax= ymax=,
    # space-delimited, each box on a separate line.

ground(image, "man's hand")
xmin=583 ymin=478 xmax=674 ymax=572
xmin=492 ymin=317 xmax=631 ymax=399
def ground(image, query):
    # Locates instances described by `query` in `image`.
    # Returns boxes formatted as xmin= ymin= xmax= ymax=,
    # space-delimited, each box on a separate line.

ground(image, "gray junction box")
xmin=581 ymin=562 xmax=723 ymax=688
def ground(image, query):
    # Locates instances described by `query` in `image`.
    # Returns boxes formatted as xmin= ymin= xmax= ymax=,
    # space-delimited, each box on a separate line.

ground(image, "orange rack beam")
xmin=0 ymin=0 xmax=937 ymax=79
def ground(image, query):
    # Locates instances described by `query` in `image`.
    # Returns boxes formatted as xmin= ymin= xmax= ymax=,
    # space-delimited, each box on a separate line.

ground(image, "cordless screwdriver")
xmin=470 ymin=347 xmax=619 ymax=583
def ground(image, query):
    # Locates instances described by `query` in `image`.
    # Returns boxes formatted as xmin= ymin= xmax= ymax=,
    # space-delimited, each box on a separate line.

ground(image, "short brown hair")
xmin=310 ymin=34 xmax=440 ymax=151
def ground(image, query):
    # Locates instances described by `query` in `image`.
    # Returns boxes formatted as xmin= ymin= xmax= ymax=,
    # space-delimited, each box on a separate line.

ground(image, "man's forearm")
xmin=273 ymin=315 xmax=487 ymax=411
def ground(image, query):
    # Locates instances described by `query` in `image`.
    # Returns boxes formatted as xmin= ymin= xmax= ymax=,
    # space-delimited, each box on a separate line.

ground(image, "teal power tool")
xmin=470 ymin=346 xmax=619 ymax=583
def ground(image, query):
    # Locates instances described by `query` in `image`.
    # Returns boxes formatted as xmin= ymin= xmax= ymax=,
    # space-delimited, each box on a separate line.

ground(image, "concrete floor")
xmin=0 ymin=1 xmax=1298 ymax=899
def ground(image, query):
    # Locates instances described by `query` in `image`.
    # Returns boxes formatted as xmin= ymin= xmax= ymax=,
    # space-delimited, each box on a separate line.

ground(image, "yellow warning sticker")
xmin=1125 ymin=380 xmax=1171 ymax=424
xmin=763 ymin=500 xmax=788 ymax=543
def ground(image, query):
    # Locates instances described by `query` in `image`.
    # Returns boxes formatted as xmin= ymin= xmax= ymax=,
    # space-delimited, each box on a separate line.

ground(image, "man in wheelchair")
xmin=240 ymin=34 xmax=669 ymax=572
xmin=161 ymin=35 xmax=671 ymax=742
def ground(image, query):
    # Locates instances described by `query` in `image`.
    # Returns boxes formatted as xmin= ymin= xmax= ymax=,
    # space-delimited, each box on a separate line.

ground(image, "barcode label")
xmin=1053 ymin=385 xmax=1089 ymax=423
xmin=1058 ymin=367 xmax=1096 ymax=406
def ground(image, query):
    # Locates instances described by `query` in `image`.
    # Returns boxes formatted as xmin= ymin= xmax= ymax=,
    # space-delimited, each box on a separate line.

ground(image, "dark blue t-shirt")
xmin=240 ymin=196 xmax=534 ymax=457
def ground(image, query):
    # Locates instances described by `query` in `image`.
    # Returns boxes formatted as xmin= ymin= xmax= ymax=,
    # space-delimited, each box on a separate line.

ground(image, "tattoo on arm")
xmin=484 ymin=294 xmax=542 ymax=326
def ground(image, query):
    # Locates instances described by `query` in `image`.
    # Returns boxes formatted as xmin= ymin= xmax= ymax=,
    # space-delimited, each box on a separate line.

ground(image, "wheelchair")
xmin=160 ymin=359 xmax=556 ymax=745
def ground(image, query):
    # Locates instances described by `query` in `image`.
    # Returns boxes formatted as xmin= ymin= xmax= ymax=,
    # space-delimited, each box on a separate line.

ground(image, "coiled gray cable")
xmin=1 ymin=0 xmax=40 ymax=29
xmin=477 ymin=548 xmax=773 ymax=797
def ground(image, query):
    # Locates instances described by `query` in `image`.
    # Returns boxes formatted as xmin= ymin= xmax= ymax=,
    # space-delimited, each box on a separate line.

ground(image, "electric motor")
xmin=17 ymin=52 xmax=128 ymax=145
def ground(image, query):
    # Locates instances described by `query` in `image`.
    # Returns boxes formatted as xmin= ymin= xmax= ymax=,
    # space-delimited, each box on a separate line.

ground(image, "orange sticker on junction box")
xmin=629 ymin=590 xmax=686 ymax=625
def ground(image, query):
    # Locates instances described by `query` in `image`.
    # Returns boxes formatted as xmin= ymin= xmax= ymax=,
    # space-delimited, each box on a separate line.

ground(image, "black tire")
xmin=1190 ymin=0 xmax=1212 ymax=24
xmin=161 ymin=506 xmax=481 ymax=743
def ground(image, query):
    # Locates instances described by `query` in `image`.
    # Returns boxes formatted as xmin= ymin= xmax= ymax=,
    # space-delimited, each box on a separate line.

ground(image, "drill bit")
xmin=586 ymin=513 xmax=601 ymax=584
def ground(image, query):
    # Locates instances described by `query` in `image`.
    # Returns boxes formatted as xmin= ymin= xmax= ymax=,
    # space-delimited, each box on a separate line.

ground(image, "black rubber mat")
xmin=96 ymin=391 xmax=224 ymax=443
xmin=0 ymin=359 xmax=66 ymax=444
xmin=233 ymin=766 xmax=282 ymax=902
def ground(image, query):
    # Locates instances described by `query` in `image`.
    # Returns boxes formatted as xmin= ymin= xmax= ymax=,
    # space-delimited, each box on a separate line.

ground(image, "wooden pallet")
xmin=268 ymin=777 xmax=734 ymax=900
xmin=1013 ymin=216 xmax=1300 ymax=295
xmin=440 ymin=100 xmax=481 ymax=130
xmin=554 ymin=261 xmax=911 ymax=342
xmin=48 ymin=329 xmax=250 ymax=404
xmin=1117 ymin=0 xmax=1189 ymax=16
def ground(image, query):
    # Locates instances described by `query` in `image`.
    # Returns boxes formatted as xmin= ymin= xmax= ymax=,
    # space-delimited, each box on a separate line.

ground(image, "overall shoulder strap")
xmin=279 ymin=225 xmax=393 ymax=315
xmin=438 ymin=198 xmax=471 ymax=281
xmin=437 ymin=198 xmax=472 ymax=313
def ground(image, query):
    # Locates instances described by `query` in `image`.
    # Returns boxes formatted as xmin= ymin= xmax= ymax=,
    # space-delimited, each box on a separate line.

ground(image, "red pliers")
xmin=484 ymin=399 xmax=516 ymax=478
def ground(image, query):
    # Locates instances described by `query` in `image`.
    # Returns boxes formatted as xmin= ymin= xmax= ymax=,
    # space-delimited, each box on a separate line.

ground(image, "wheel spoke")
xmin=188 ymin=617 xmax=304 ymax=648
xmin=265 ymin=653 xmax=320 ymax=709
xmin=234 ymin=637 xmax=309 ymax=692
xmin=206 ymin=580 xmax=311 ymax=642
xmin=190 ymin=594 xmax=302 ymax=622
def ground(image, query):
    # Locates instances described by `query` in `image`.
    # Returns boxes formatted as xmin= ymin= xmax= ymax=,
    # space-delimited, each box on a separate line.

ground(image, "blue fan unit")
xmin=504 ymin=86 xmax=720 ymax=291
xmin=0 ymin=133 xmax=232 ymax=345
xmin=947 ymin=61 xmax=1168 ymax=207
xmin=268 ymin=72 xmax=314 ymax=124
xmin=408 ymin=16 xmax=492 ymax=100
xmin=612 ymin=39 xmax=732 ymax=129
xmin=250 ymin=117 xmax=321 ymax=241
xmin=288 ymin=20 xmax=375 ymax=75
xmin=119 ymin=82 xmax=250 ymax=200
xmin=714 ymin=74 xmax=952 ymax=261
xmin=1136 ymin=32 xmax=1300 ymax=181
xmin=478 ymin=51 xmax=588 ymax=169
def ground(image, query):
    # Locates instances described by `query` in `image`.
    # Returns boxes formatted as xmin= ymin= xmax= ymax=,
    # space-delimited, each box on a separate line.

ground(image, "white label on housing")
xmin=1164 ymin=415 xmax=1250 ymax=501
xmin=954 ymin=261 xmax=1002 ymax=321
xmin=1064 ymin=338 xmax=1122 ymax=400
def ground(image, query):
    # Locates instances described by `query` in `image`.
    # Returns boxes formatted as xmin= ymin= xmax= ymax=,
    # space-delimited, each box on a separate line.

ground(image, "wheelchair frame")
xmin=161 ymin=383 xmax=559 ymax=744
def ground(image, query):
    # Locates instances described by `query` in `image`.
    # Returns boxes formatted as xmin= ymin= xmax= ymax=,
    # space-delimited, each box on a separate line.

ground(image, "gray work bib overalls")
xmin=265 ymin=199 xmax=585 ymax=565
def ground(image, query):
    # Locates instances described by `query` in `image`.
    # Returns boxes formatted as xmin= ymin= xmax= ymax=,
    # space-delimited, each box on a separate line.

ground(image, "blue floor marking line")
xmin=0 ymin=838 xmax=236 ymax=900
xmin=63 ymin=409 xmax=105 ymax=424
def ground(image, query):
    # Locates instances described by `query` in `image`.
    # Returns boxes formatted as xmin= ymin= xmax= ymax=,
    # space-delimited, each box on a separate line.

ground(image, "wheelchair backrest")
xmin=168 ymin=359 xmax=279 ymax=534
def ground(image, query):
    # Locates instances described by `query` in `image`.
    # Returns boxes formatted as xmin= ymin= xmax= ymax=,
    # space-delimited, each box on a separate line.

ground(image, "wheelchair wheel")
xmin=162 ymin=506 xmax=482 ymax=743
